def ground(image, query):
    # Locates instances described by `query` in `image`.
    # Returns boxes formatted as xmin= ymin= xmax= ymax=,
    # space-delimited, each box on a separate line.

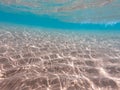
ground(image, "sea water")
xmin=0 ymin=1 xmax=120 ymax=90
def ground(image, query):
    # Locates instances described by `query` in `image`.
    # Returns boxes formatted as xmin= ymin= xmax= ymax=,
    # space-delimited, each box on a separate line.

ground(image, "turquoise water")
xmin=0 ymin=0 xmax=120 ymax=31
xmin=0 ymin=10 xmax=120 ymax=30
xmin=0 ymin=5 xmax=120 ymax=30
xmin=0 ymin=1 xmax=120 ymax=90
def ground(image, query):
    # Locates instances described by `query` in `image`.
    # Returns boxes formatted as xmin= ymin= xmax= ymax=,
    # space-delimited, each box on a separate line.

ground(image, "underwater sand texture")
xmin=0 ymin=25 xmax=120 ymax=90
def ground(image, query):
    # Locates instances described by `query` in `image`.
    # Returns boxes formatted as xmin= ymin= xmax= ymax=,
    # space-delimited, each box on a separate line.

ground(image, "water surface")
xmin=0 ymin=0 xmax=120 ymax=90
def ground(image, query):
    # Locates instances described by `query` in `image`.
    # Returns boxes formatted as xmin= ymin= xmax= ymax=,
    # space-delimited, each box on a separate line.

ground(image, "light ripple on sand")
xmin=0 ymin=25 xmax=120 ymax=90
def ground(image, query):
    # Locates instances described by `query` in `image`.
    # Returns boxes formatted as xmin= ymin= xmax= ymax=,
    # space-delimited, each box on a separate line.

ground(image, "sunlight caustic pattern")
xmin=0 ymin=0 xmax=120 ymax=90
xmin=0 ymin=24 xmax=120 ymax=90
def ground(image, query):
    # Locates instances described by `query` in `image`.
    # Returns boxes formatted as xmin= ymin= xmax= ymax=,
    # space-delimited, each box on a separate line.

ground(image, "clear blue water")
xmin=0 ymin=5 xmax=120 ymax=30
xmin=0 ymin=1 xmax=120 ymax=90
xmin=0 ymin=10 xmax=120 ymax=30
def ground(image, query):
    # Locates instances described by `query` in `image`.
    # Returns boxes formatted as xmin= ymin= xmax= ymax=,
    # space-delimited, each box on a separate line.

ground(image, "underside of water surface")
xmin=0 ymin=0 xmax=120 ymax=90
xmin=0 ymin=0 xmax=120 ymax=24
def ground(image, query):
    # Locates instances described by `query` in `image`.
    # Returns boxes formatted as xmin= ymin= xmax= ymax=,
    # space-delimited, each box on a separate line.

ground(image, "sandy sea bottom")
xmin=0 ymin=24 xmax=120 ymax=90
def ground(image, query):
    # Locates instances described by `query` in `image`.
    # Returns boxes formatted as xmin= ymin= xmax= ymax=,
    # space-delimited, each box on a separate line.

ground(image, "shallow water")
xmin=0 ymin=0 xmax=120 ymax=90
xmin=0 ymin=24 xmax=120 ymax=90
xmin=0 ymin=0 xmax=120 ymax=23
